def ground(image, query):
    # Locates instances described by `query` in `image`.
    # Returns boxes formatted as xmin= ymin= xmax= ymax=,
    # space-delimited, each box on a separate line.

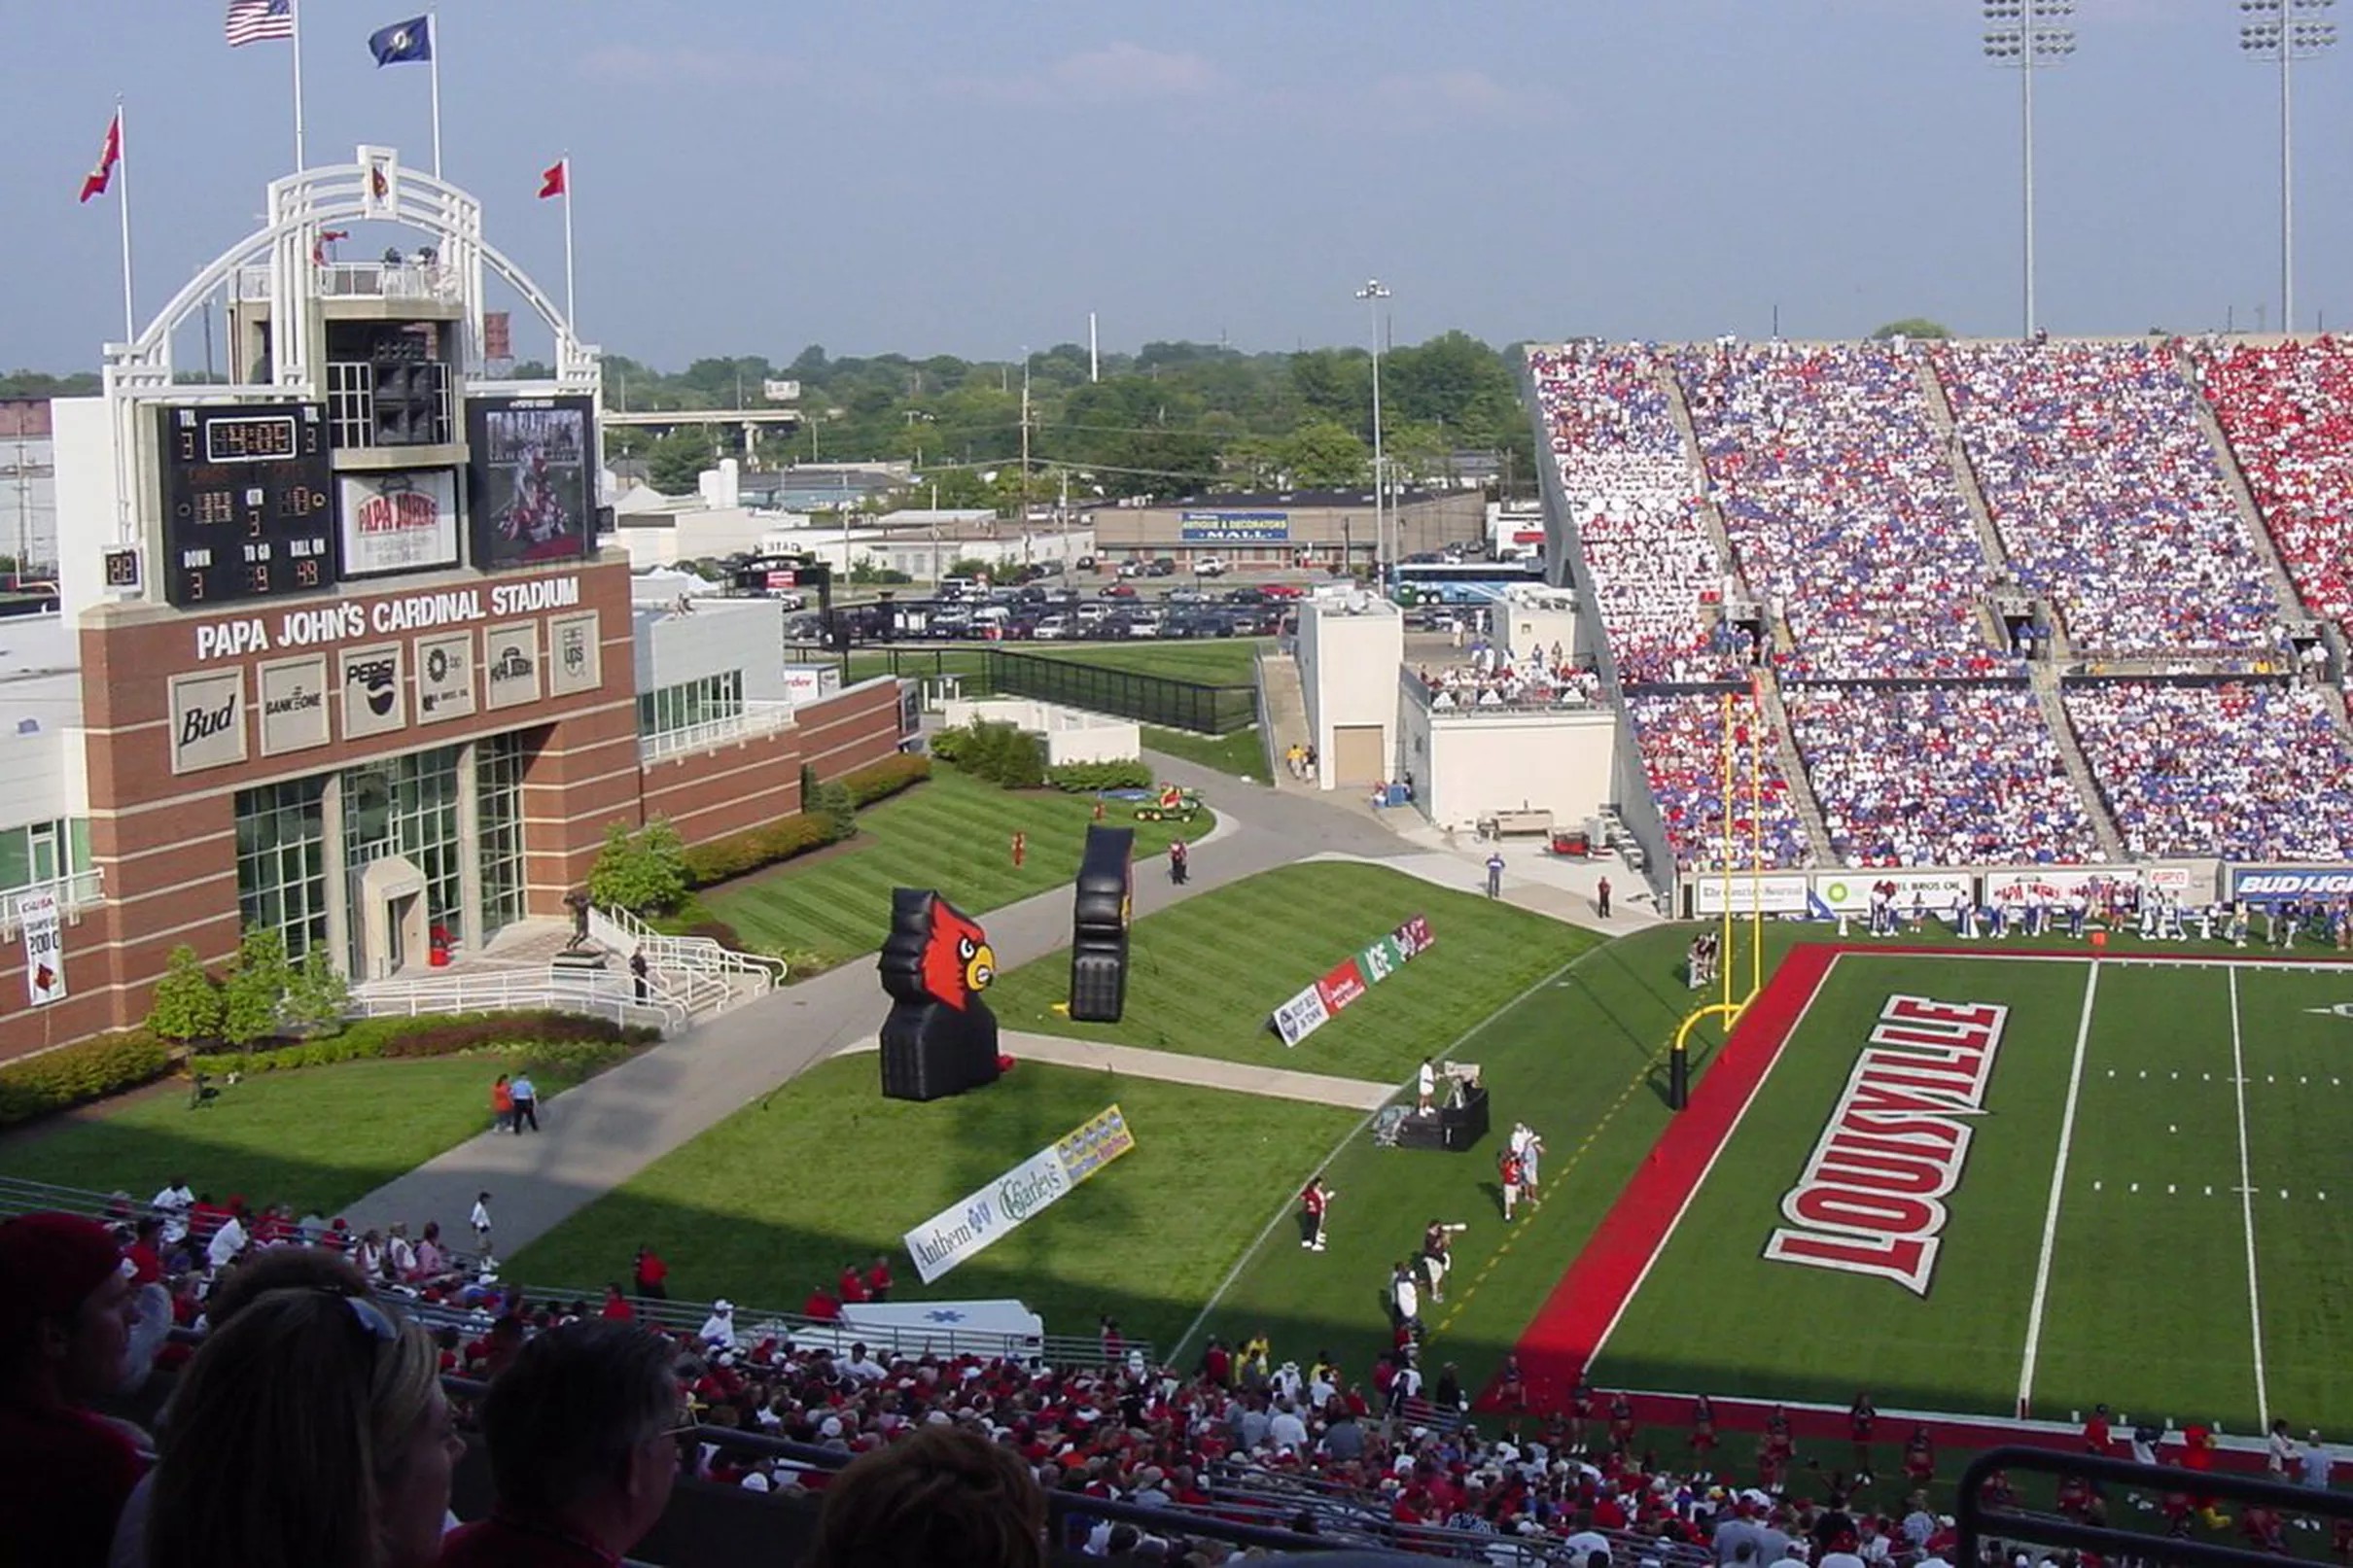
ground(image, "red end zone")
xmin=1503 ymin=944 xmax=1837 ymax=1412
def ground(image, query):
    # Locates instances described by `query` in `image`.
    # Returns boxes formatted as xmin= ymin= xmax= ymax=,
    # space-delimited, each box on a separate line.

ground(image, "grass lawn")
xmin=1141 ymin=724 xmax=1268 ymax=780
xmin=985 ymin=861 xmax=1598 ymax=1083
xmin=702 ymin=771 xmax=1211 ymax=973
xmin=1027 ymin=640 xmax=1268 ymax=686
xmin=0 ymin=1056 xmax=599 ymax=1219
xmin=506 ymin=1056 xmax=1357 ymax=1351
xmin=1190 ymin=923 xmax=1726 ymax=1384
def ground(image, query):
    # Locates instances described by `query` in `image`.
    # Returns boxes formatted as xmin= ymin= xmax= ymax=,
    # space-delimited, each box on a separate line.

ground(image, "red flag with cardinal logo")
xmin=80 ymin=112 xmax=121 ymax=203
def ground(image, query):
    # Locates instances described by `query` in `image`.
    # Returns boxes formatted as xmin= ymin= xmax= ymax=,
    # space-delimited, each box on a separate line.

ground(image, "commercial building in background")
xmin=1091 ymin=488 xmax=1486 ymax=573
xmin=0 ymin=399 xmax=58 ymax=573
xmin=1 ymin=146 xmax=904 ymax=1060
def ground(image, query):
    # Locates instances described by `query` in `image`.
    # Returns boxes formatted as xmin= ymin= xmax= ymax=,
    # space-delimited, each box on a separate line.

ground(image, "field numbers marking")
xmin=2019 ymin=961 xmax=2099 ymax=1412
xmin=2228 ymin=968 xmax=2271 ymax=1428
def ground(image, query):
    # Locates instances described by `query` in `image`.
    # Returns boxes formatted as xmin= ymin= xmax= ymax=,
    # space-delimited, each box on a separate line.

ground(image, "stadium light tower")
xmin=1984 ymin=0 xmax=2076 ymax=339
xmin=2241 ymin=0 xmax=2337 ymax=335
xmin=1355 ymin=279 xmax=1391 ymax=577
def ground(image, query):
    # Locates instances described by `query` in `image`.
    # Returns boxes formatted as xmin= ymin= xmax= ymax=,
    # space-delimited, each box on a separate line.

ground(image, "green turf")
xmin=985 ymin=861 xmax=1599 ymax=1083
xmin=1587 ymin=950 xmax=2353 ymax=1431
xmin=0 ymin=1056 xmax=597 ymax=1218
xmin=1026 ymin=640 xmax=1268 ymax=685
xmin=505 ymin=1056 xmax=1357 ymax=1351
xmin=702 ymin=770 xmax=1210 ymax=972
xmin=1189 ymin=923 xmax=1731 ymax=1382
xmin=1141 ymin=724 xmax=1268 ymax=779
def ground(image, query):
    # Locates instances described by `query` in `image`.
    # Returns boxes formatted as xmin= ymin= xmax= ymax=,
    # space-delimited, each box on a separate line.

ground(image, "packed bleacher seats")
xmin=1673 ymin=342 xmax=2004 ymax=680
xmin=1625 ymin=692 xmax=1814 ymax=870
xmin=2193 ymin=335 xmax=2353 ymax=641
xmin=1934 ymin=341 xmax=2285 ymax=659
xmin=1528 ymin=346 xmax=1748 ymax=685
xmin=1781 ymin=684 xmax=2103 ymax=868
xmin=2061 ymin=679 xmax=2353 ymax=861
xmin=1415 ymin=644 xmax=1602 ymax=711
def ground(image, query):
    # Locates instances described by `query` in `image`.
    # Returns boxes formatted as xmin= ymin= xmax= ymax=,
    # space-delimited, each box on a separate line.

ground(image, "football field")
xmin=1562 ymin=950 xmax=2353 ymax=1433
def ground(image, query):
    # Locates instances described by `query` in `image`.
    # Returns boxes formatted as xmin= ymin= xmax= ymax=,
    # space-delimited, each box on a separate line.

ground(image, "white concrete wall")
xmin=1417 ymin=708 xmax=1620 ymax=834
xmin=51 ymin=398 xmax=121 ymax=623
xmin=939 ymin=697 xmax=1141 ymax=765
xmin=615 ymin=506 xmax=779 ymax=570
xmin=1496 ymin=589 xmax=1581 ymax=665
xmin=635 ymin=597 xmax=790 ymax=703
xmin=1297 ymin=596 xmax=1404 ymax=791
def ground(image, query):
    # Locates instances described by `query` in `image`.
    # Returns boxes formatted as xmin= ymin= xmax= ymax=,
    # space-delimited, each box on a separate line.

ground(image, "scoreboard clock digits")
xmin=157 ymin=402 xmax=338 ymax=608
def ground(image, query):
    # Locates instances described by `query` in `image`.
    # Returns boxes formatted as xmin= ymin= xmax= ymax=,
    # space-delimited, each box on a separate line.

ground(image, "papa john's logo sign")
xmin=1761 ymin=993 xmax=2010 ymax=1296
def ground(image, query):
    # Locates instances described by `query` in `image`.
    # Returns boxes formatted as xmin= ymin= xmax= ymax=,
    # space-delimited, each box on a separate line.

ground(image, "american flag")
xmin=224 ymin=0 xmax=295 ymax=48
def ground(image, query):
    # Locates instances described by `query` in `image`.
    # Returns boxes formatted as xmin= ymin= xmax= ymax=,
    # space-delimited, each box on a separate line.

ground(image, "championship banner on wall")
xmin=1272 ymin=916 xmax=1434 ymax=1047
xmin=903 ymin=1105 xmax=1137 ymax=1284
xmin=18 ymin=890 xmax=64 ymax=1006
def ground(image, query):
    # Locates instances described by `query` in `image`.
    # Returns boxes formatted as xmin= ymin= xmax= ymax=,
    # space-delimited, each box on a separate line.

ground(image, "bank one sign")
xmin=902 ymin=1105 xmax=1137 ymax=1283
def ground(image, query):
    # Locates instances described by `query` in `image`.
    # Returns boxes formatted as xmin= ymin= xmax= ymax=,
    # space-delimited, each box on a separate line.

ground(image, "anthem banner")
xmin=903 ymin=1105 xmax=1137 ymax=1283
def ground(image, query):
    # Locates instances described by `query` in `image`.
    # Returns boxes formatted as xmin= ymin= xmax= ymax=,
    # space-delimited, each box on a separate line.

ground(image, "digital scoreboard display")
xmin=157 ymin=402 xmax=337 ymax=608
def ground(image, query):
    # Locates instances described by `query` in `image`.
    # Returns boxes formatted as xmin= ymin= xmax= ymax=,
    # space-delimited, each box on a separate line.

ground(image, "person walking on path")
xmin=470 ymin=1192 xmax=493 ymax=1257
xmin=509 ymin=1072 xmax=539 ymax=1133
xmin=1597 ymin=876 xmax=1612 ymax=919
xmin=1169 ymin=838 xmax=1189 ymax=886
xmin=489 ymin=1074 xmax=513 ymax=1133
xmin=1485 ymin=852 xmax=1505 ymax=899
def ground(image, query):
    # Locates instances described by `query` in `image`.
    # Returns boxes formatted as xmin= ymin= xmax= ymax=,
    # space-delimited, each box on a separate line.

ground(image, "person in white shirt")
xmin=205 ymin=1209 xmax=248 ymax=1271
xmin=1391 ymin=1262 xmax=1422 ymax=1332
xmin=153 ymin=1180 xmax=193 ymax=1244
xmin=698 ymin=1299 xmax=736 ymax=1349
xmin=1418 ymin=1059 xmax=1438 ymax=1114
xmin=843 ymin=1343 xmax=887 ymax=1383
xmin=469 ymin=1192 xmax=493 ymax=1255
xmin=1267 ymin=1399 xmax=1310 ymax=1451
xmin=2301 ymin=1431 xmax=2334 ymax=1489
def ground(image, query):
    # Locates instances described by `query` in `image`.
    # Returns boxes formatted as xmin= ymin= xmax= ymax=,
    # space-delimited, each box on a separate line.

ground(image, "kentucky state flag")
xmin=368 ymin=15 xmax=432 ymax=66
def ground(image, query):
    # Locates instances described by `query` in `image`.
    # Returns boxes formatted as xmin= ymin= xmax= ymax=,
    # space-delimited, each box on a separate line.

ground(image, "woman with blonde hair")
xmin=146 ymin=1287 xmax=461 ymax=1568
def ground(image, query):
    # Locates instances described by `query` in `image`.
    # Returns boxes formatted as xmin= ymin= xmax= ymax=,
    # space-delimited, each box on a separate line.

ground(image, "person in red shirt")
xmin=1848 ymin=1390 xmax=1879 ymax=1483
xmin=838 ymin=1264 xmax=869 ymax=1307
xmin=633 ymin=1243 xmax=669 ymax=1301
xmin=864 ymin=1256 xmax=893 ymax=1303
xmin=2083 ymin=1402 xmax=2114 ymax=1455
xmin=1299 ymin=1178 xmax=1333 ymax=1251
xmin=0 ymin=1211 xmax=146 ymax=1568
xmin=1903 ymin=1423 xmax=1936 ymax=1488
xmin=1690 ymin=1392 xmax=1718 ymax=1475
xmin=1609 ymin=1391 xmax=1635 ymax=1452
xmin=600 ymin=1284 xmax=635 ymax=1321
xmin=804 ymin=1285 xmax=842 ymax=1321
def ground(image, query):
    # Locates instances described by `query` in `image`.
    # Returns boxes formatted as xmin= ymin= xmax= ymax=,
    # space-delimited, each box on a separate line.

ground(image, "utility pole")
xmin=1984 ymin=0 xmax=2077 ymax=339
xmin=1019 ymin=348 xmax=1032 ymax=540
xmin=2241 ymin=0 xmax=2338 ymax=334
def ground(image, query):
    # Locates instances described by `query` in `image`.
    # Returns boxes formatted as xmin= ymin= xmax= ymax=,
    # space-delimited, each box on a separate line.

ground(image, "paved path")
xmin=341 ymin=752 xmax=1652 ymax=1255
xmin=833 ymin=1028 xmax=1398 ymax=1111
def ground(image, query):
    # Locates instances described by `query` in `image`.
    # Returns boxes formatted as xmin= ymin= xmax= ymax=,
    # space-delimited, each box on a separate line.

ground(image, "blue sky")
xmin=12 ymin=1 xmax=2352 ymax=371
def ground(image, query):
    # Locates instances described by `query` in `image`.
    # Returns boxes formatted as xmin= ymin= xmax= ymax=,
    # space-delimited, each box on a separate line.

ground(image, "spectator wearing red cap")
xmin=0 ymin=1211 xmax=146 ymax=1568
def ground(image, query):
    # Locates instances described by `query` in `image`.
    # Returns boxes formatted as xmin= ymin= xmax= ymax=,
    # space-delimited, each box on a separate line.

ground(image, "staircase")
xmin=2028 ymin=663 xmax=2127 ymax=862
xmin=1914 ymin=357 xmax=2016 ymax=579
xmin=589 ymin=904 xmax=785 ymax=1020
xmin=1751 ymin=669 xmax=1834 ymax=863
xmin=349 ymin=962 xmax=686 ymax=1034
xmin=1255 ymin=649 xmax=1316 ymax=794
xmin=1657 ymin=364 xmax=1789 ymax=655
xmin=2172 ymin=350 xmax=2311 ymax=622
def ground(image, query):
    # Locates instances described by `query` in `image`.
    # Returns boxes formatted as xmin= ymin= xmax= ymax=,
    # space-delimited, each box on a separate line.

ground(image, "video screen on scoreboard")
xmin=466 ymin=396 xmax=595 ymax=569
xmin=156 ymin=402 xmax=337 ymax=608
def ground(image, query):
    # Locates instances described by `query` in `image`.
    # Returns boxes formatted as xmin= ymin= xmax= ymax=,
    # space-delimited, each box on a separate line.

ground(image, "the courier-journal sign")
xmin=903 ymin=1106 xmax=1137 ymax=1283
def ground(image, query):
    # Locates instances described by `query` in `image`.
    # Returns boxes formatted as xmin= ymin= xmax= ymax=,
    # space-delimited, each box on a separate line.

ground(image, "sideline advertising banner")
xmin=1809 ymin=872 xmax=1977 ymax=918
xmin=1689 ymin=875 xmax=1812 ymax=917
xmin=1270 ymin=915 xmax=1435 ymax=1047
xmin=2227 ymin=865 xmax=2353 ymax=906
xmin=1984 ymin=868 xmax=2140 ymax=908
xmin=904 ymin=1105 xmax=1137 ymax=1283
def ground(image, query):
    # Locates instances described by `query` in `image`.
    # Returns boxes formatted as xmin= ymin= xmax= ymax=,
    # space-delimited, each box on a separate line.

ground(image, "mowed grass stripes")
xmin=986 ymin=861 xmax=1598 ymax=1083
xmin=704 ymin=771 xmax=1200 ymax=968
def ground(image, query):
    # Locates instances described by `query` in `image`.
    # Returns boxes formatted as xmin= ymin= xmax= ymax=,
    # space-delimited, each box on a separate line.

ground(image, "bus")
xmin=1387 ymin=558 xmax=1545 ymax=605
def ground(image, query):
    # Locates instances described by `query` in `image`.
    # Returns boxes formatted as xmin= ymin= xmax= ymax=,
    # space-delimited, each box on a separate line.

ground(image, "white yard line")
xmin=2229 ymin=966 xmax=2271 ymax=1428
xmin=2017 ymin=959 xmax=2099 ymax=1415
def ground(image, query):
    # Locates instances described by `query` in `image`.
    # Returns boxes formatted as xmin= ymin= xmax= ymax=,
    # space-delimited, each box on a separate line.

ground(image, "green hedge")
xmin=841 ymin=753 xmax=930 ymax=808
xmin=677 ymin=756 xmax=931 ymax=888
xmin=1045 ymin=759 xmax=1154 ymax=792
xmin=931 ymin=720 xmax=1044 ymax=788
xmin=0 ymin=1030 xmax=174 ymax=1129
xmin=193 ymin=1011 xmax=655 ymax=1076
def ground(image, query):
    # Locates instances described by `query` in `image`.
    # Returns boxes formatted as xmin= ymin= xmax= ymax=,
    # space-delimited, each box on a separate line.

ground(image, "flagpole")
xmin=428 ymin=9 xmax=442 ymax=177
xmin=562 ymin=156 xmax=576 ymax=329
xmin=289 ymin=0 xmax=307 ymax=168
xmin=116 ymin=98 xmax=136 ymax=346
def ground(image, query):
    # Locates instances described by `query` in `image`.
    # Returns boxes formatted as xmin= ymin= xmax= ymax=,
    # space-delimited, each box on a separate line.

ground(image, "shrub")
xmin=587 ymin=818 xmax=689 ymax=915
xmin=1045 ymin=759 xmax=1154 ymax=793
xmin=221 ymin=927 xmax=293 ymax=1047
xmin=282 ymin=946 xmax=352 ymax=1036
xmin=685 ymin=918 xmax=748 ymax=950
xmin=148 ymin=944 xmax=224 ymax=1045
xmin=0 ymin=1030 xmax=174 ymax=1128
xmin=812 ymin=781 xmax=857 ymax=842
xmin=196 ymin=1011 xmax=655 ymax=1075
xmin=934 ymin=720 xmax=1044 ymax=788
xmin=679 ymin=811 xmax=840 ymax=886
xmin=840 ymin=753 xmax=930 ymax=808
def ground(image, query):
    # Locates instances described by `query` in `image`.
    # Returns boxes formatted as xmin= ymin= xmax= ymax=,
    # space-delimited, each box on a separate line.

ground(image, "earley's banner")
xmin=903 ymin=1105 xmax=1137 ymax=1284
xmin=1271 ymin=915 xmax=1434 ymax=1048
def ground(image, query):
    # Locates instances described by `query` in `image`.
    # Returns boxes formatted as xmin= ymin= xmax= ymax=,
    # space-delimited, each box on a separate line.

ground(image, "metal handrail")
xmin=0 ymin=867 xmax=105 ymax=935
xmin=347 ymin=965 xmax=685 ymax=1033
xmin=1959 ymin=1444 xmax=2353 ymax=1568
xmin=589 ymin=904 xmax=787 ymax=994
xmin=639 ymin=700 xmax=796 ymax=765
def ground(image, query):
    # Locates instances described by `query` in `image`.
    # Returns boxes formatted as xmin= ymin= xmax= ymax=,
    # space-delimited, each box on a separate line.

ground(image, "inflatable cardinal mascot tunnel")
xmin=877 ymin=888 xmax=1001 ymax=1101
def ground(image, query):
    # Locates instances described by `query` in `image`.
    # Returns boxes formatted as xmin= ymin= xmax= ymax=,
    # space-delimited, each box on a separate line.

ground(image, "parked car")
xmin=1261 ymin=583 xmax=1305 ymax=600
xmin=1100 ymin=582 xmax=1138 ymax=599
xmin=1033 ymin=614 xmax=1072 ymax=640
xmin=1147 ymin=557 xmax=1177 ymax=577
xmin=1074 ymin=555 xmax=1098 ymax=572
xmin=1168 ymin=588 xmax=1207 ymax=606
xmin=1116 ymin=560 xmax=1143 ymax=578
xmin=1194 ymin=557 xmax=1227 ymax=577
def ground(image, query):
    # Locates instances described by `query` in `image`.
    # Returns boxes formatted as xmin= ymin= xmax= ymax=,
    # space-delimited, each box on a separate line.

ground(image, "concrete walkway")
xmin=340 ymin=754 xmax=1415 ymax=1252
xmin=834 ymin=1028 xmax=1397 ymax=1111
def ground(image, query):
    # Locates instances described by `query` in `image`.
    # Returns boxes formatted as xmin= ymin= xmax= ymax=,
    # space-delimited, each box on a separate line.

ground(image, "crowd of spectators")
xmin=1415 ymin=642 xmax=1604 ymax=711
xmin=1934 ymin=341 xmax=2285 ymax=660
xmin=1528 ymin=345 xmax=1747 ymax=685
xmin=1626 ymin=693 xmax=1815 ymax=871
xmin=1780 ymin=684 xmax=2104 ymax=868
xmin=2061 ymin=679 xmax=2353 ymax=861
xmin=2192 ymin=335 xmax=2353 ymax=642
xmin=1672 ymin=342 xmax=2006 ymax=681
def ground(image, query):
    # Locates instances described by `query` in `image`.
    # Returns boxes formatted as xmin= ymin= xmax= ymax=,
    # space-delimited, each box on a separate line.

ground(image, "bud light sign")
xmin=2228 ymin=865 xmax=2353 ymax=906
